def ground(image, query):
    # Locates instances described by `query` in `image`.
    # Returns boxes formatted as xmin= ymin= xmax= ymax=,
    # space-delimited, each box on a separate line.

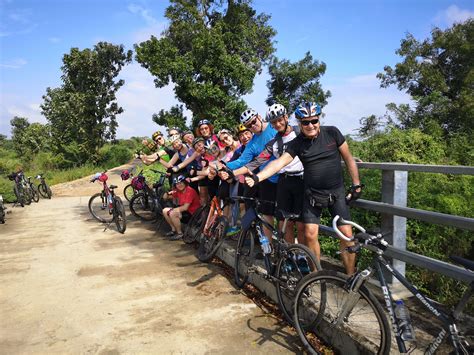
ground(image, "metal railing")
xmin=320 ymin=162 xmax=474 ymax=283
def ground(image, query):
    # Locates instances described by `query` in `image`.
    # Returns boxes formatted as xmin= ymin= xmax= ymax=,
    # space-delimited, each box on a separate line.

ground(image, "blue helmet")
xmin=173 ymin=175 xmax=187 ymax=185
xmin=294 ymin=102 xmax=322 ymax=120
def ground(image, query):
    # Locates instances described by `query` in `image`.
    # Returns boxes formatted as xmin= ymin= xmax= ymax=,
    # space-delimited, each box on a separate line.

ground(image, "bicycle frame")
xmin=202 ymin=196 xmax=224 ymax=237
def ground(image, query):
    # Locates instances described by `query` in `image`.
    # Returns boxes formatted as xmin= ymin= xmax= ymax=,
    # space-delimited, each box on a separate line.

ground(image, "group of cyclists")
xmin=138 ymin=101 xmax=363 ymax=274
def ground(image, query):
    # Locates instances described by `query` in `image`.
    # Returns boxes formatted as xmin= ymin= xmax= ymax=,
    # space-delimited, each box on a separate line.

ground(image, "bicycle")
xmin=0 ymin=195 xmax=6 ymax=223
xmin=36 ymin=173 xmax=52 ymax=199
xmin=121 ymin=168 xmax=137 ymax=202
xmin=7 ymin=171 xmax=31 ymax=207
xmin=27 ymin=176 xmax=40 ymax=203
xmin=293 ymin=215 xmax=473 ymax=354
xmin=129 ymin=169 xmax=169 ymax=224
xmin=182 ymin=204 xmax=210 ymax=244
xmin=234 ymin=196 xmax=322 ymax=325
xmin=88 ymin=172 xmax=127 ymax=234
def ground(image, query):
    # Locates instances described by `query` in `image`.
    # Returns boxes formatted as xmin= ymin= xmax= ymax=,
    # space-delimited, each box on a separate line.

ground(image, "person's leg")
xmin=296 ymin=221 xmax=305 ymax=244
xmin=163 ymin=207 xmax=175 ymax=231
xmin=169 ymin=209 xmax=183 ymax=233
xmin=304 ymin=223 xmax=321 ymax=261
xmin=259 ymin=180 xmax=277 ymax=242
xmin=283 ymin=220 xmax=296 ymax=244
xmin=198 ymin=185 xmax=209 ymax=205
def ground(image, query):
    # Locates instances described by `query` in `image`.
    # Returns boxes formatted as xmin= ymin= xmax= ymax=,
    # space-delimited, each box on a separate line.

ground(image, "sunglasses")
xmin=245 ymin=117 xmax=258 ymax=128
xmin=301 ymin=118 xmax=320 ymax=126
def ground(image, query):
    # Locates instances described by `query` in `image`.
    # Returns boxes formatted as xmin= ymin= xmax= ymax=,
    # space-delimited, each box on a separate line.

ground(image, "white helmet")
xmin=239 ymin=108 xmax=258 ymax=125
xmin=169 ymin=134 xmax=181 ymax=144
xmin=265 ymin=103 xmax=287 ymax=122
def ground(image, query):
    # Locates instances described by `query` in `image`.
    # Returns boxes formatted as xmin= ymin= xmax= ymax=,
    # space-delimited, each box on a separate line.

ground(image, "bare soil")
xmin=0 ymin=164 xmax=301 ymax=354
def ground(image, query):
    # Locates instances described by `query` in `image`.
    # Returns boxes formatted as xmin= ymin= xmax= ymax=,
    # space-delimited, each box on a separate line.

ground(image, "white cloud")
xmin=48 ymin=37 xmax=61 ymax=43
xmin=127 ymin=3 xmax=159 ymax=26
xmin=434 ymin=5 xmax=474 ymax=26
xmin=0 ymin=58 xmax=27 ymax=68
xmin=126 ymin=3 xmax=166 ymax=44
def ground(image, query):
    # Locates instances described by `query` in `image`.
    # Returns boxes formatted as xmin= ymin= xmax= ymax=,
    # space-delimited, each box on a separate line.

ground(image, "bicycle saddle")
xmin=450 ymin=255 xmax=474 ymax=272
xmin=279 ymin=210 xmax=300 ymax=220
xmin=109 ymin=185 xmax=118 ymax=189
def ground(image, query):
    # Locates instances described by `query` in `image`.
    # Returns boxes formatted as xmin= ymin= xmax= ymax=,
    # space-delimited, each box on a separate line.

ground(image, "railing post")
xmin=381 ymin=170 xmax=408 ymax=284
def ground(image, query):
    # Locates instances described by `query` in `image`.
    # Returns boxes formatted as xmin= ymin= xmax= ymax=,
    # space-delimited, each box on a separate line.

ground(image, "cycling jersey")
xmin=173 ymin=185 xmax=201 ymax=215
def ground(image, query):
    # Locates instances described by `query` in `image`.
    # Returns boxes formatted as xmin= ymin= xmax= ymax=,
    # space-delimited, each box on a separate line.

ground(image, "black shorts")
xmin=302 ymin=185 xmax=350 ymax=224
xmin=243 ymin=179 xmax=276 ymax=216
xmin=181 ymin=211 xmax=192 ymax=224
xmin=276 ymin=174 xmax=304 ymax=221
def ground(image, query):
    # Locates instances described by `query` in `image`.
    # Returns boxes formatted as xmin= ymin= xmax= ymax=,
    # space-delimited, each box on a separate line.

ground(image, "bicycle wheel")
xmin=197 ymin=215 xmax=228 ymax=262
xmin=113 ymin=196 xmax=127 ymax=234
xmin=38 ymin=183 xmax=47 ymax=198
xmin=294 ymin=270 xmax=391 ymax=355
xmin=183 ymin=205 xmax=209 ymax=244
xmin=14 ymin=184 xmax=24 ymax=207
xmin=88 ymin=192 xmax=113 ymax=223
xmin=30 ymin=184 xmax=40 ymax=203
xmin=129 ymin=192 xmax=157 ymax=221
xmin=275 ymin=244 xmax=321 ymax=326
xmin=123 ymin=184 xmax=136 ymax=202
xmin=234 ymin=228 xmax=256 ymax=288
xmin=23 ymin=185 xmax=32 ymax=205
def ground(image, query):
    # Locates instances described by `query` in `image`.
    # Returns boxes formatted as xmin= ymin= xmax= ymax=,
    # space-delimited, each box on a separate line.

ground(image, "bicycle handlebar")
xmin=230 ymin=196 xmax=275 ymax=206
xmin=332 ymin=215 xmax=366 ymax=241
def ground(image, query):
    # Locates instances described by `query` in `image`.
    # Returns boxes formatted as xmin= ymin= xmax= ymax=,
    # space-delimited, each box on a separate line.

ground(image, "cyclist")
xmin=245 ymin=103 xmax=304 ymax=244
xmin=162 ymin=175 xmax=200 ymax=241
xmin=168 ymin=127 xmax=181 ymax=138
xmin=218 ymin=109 xmax=278 ymax=240
xmin=195 ymin=119 xmax=225 ymax=151
xmin=181 ymin=130 xmax=195 ymax=147
xmin=245 ymin=102 xmax=362 ymax=275
xmin=236 ymin=123 xmax=253 ymax=148
xmin=141 ymin=131 xmax=172 ymax=162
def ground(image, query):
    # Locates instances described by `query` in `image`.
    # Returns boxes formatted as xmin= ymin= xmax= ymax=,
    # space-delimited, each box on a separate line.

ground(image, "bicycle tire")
xmin=23 ymin=185 xmax=32 ymax=205
xmin=113 ymin=196 xmax=127 ymax=234
xmin=88 ymin=192 xmax=113 ymax=223
xmin=123 ymin=184 xmax=136 ymax=202
xmin=38 ymin=183 xmax=48 ymax=198
xmin=30 ymin=184 xmax=40 ymax=203
xmin=129 ymin=191 xmax=157 ymax=221
xmin=275 ymin=243 xmax=321 ymax=326
xmin=14 ymin=184 xmax=24 ymax=207
xmin=294 ymin=270 xmax=391 ymax=355
xmin=234 ymin=228 xmax=256 ymax=288
xmin=183 ymin=205 xmax=209 ymax=244
xmin=197 ymin=215 xmax=228 ymax=262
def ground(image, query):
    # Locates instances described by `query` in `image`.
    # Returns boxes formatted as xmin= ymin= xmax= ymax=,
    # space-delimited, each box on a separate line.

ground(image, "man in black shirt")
xmin=245 ymin=102 xmax=362 ymax=275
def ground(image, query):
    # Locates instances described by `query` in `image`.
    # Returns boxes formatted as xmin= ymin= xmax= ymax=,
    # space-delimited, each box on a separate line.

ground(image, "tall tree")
xmin=377 ymin=19 xmax=474 ymax=135
xmin=10 ymin=116 xmax=30 ymax=156
xmin=41 ymin=42 xmax=132 ymax=163
xmin=135 ymin=0 xmax=276 ymax=129
xmin=152 ymin=104 xmax=189 ymax=132
xmin=266 ymin=52 xmax=331 ymax=111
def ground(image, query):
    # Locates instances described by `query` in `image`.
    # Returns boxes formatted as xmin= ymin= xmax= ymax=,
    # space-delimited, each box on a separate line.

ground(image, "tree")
xmin=266 ymin=52 xmax=331 ymax=111
xmin=358 ymin=114 xmax=382 ymax=138
xmin=377 ymin=19 xmax=474 ymax=135
xmin=41 ymin=42 xmax=132 ymax=164
xmin=10 ymin=116 xmax=30 ymax=156
xmin=152 ymin=104 xmax=189 ymax=132
xmin=135 ymin=0 xmax=276 ymax=129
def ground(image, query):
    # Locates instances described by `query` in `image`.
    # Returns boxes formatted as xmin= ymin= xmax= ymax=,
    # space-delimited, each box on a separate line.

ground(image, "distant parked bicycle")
xmin=293 ymin=215 xmax=473 ymax=355
xmin=121 ymin=168 xmax=137 ymax=202
xmin=7 ymin=171 xmax=31 ymax=207
xmin=234 ymin=196 xmax=322 ymax=325
xmin=0 ymin=195 xmax=6 ymax=223
xmin=88 ymin=172 xmax=126 ymax=234
xmin=36 ymin=173 xmax=52 ymax=199
xmin=26 ymin=176 xmax=40 ymax=203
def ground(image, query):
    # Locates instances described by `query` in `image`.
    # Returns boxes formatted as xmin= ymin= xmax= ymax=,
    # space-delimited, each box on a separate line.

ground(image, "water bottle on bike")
xmin=257 ymin=227 xmax=272 ymax=255
xmin=394 ymin=299 xmax=416 ymax=341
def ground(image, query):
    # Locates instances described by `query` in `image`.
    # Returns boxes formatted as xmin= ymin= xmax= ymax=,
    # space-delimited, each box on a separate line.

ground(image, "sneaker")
xmin=226 ymin=225 xmax=240 ymax=237
xmin=165 ymin=231 xmax=176 ymax=237
xmin=170 ymin=233 xmax=183 ymax=241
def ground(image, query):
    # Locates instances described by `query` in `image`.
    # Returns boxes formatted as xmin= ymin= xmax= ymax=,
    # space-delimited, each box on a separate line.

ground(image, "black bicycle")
xmin=27 ymin=176 xmax=40 ymax=203
xmin=36 ymin=173 xmax=52 ymax=199
xmin=234 ymin=196 xmax=322 ymax=325
xmin=0 ymin=195 xmax=6 ymax=223
xmin=7 ymin=171 xmax=31 ymax=207
xmin=293 ymin=215 xmax=473 ymax=354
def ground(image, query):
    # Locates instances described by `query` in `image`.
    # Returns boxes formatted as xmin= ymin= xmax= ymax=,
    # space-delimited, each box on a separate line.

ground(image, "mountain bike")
xmin=36 ymin=173 xmax=52 ymax=199
xmin=0 ymin=195 xmax=6 ymax=223
xmin=182 ymin=204 xmax=210 ymax=244
xmin=88 ymin=172 xmax=127 ymax=234
xmin=27 ymin=176 xmax=40 ymax=202
xmin=121 ymin=168 xmax=136 ymax=202
xmin=7 ymin=171 xmax=30 ymax=207
xmin=234 ymin=196 xmax=322 ymax=325
xmin=129 ymin=169 xmax=169 ymax=223
xmin=293 ymin=215 xmax=473 ymax=354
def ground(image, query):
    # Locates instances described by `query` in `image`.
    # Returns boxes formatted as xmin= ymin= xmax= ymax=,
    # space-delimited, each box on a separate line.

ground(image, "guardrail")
xmin=325 ymin=162 xmax=474 ymax=283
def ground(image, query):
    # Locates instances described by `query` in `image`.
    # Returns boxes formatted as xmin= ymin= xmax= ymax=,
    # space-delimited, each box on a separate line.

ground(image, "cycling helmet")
xmin=204 ymin=138 xmax=217 ymax=151
xmin=120 ymin=170 xmax=130 ymax=181
xmin=192 ymin=137 xmax=205 ymax=147
xmin=237 ymin=124 xmax=250 ymax=133
xmin=169 ymin=134 xmax=181 ymax=144
xmin=168 ymin=127 xmax=181 ymax=134
xmin=152 ymin=131 xmax=163 ymax=140
xmin=198 ymin=119 xmax=211 ymax=127
xmin=239 ymin=109 xmax=258 ymax=125
xmin=181 ymin=130 xmax=193 ymax=139
xmin=217 ymin=128 xmax=232 ymax=137
xmin=98 ymin=173 xmax=108 ymax=182
xmin=266 ymin=103 xmax=287 ymax=122
xmin=294 ymin=102 xmax=322 ymax=119
xmin=173 ymin=175 xmax=187 ymax=185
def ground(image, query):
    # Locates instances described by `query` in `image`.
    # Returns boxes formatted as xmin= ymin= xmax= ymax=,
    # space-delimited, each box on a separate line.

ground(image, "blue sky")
xmin=1 ymin=0 xmax=473 ymax=138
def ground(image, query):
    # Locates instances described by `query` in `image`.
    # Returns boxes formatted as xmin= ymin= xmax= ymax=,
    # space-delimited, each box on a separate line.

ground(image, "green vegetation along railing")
xmin=320 ymin=162 xmax=474 ymax=284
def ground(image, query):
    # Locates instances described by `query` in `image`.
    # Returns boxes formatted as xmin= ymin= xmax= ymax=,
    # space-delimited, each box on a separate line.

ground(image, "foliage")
xmin=377 ymin=19 xmax=474 ymax=136
xmin=358 ymin=114 xmax=382 ymax=138
xmin=41 ymin=42 xmax=132 ymax=165
xmin=135 ymin=0 xmax=276 ymax=129
xmin=152 ymin=104 xmax=189 ymax=131
xmin=266 ymin=52 xmax=331 ymax=111
xmin=10 ymin=117 xmax=51 ymax=156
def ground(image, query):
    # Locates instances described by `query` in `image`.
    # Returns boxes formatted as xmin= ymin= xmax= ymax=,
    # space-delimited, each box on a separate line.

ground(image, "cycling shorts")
xmin=276 ymin=174 xmax=304 ymax=221
xmin=302 ymin=185 xmax=350 ymax=224
xmin=243 ymin=179 xmax=276 ymax=216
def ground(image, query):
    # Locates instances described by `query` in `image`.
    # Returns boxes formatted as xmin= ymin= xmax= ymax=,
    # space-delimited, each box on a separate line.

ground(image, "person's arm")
xmin=244 ymin=140 xmax=273 ymax=172
xmin=245 ymin=152 xmax=293 ymax=187
xmin=233 ymin=166 xmax=249 ymax=176
xmin=175 ymin=202 xmax=191 ymax=213
xmin=339 ymin=142 xmax=361 ymax=188
xmin=226 ymin=140 xmax=256 ymax=170
xmin=139 ymin=153 xmax=159 ymax=166
xmin=174 ymin=151 xmax=199 ymax=171
xmin=160 ymin=152 xmax=179 ymax=168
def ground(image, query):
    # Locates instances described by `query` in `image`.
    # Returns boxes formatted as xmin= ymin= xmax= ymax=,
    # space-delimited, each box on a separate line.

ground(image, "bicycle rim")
xmin=123 ymin=184 xmax=135 ymax=202
xmin=234 ymin=228 xmax=255 ymax=288
xmin=294 ymin=270 xmax=390 ymax=355
xmin=88 ymin=192 xmax=113 ymax=223
xmin=114 ymin=196 xmax=127 ymax=233
xmin=183 ymin=205 xmax=209 ymax=244
xmin=129 ymin=192 xmax=157 ymax=221
xmin=276 ymin=244 xmax=321 ymax=326
xmin=197 ymin=216 xmax=228 ymax=262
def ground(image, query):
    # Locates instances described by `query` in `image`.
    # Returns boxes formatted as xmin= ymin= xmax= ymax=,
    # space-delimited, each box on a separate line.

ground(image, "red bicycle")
xmin=88 ymin=172 xmax=127 ymax=233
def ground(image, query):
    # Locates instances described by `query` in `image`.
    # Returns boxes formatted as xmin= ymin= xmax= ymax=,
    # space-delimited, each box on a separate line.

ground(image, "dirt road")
xmin=0 ymin=165 xmax=300 ymax=354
